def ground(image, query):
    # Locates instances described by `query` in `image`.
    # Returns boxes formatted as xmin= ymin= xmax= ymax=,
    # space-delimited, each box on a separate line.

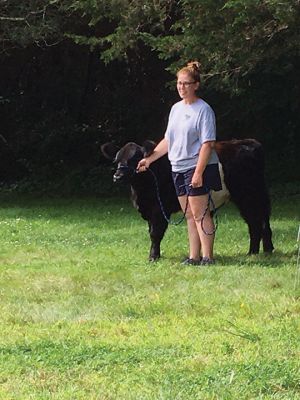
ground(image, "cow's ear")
xmin=142 ymin=140 xmax=156 ymax=157
xmin=100 ymin=142 xmax=120 ymax=160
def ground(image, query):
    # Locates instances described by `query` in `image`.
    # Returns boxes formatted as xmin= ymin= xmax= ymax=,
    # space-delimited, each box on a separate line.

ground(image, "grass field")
xmin=0 ymin=191 xmax=299 ymax=399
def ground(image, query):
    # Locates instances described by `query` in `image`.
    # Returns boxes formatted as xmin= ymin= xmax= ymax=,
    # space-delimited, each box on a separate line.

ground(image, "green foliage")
xmin=65 ymin=0 xmax=174 ymax=62
xmin=0 ymin=194 xmax=299 ymax=398
xmin=0 ymin=0 xmax=66 ymax=51
xmin=2 ymin=0 xmax=299 ymax=91
xmin=151 ymin=0 xmax=300 ymax=93
xmin=61 ymin=0 xmax=300 ymax=92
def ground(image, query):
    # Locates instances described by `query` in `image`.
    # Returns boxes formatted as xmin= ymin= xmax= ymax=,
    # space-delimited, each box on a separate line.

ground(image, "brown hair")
xmin=177 ymin=61 xmax=201 ymax=83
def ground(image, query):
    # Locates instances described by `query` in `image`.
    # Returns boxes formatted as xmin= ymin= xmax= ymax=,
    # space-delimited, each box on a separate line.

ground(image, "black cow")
xmin=101 ymin=139 xmax=274 ymax=260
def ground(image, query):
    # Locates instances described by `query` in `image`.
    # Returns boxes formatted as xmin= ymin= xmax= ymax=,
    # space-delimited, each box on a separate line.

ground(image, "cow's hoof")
xmin=248 ymin=251 xmax=259 ymax=255
xmin=149 ymin=256 xmax=160 ymax=262
xmin=263 ymin=248 xmax=274 ymax=254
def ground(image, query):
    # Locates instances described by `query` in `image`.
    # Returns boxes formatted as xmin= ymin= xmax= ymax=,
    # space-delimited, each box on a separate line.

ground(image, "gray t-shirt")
xmin=165 ymin=98 xmax=219 ymax=172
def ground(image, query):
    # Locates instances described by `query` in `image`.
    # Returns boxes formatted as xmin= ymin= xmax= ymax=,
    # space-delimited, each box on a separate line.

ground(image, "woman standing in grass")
xmin=137 ymin=61 xmax=222 ymax=265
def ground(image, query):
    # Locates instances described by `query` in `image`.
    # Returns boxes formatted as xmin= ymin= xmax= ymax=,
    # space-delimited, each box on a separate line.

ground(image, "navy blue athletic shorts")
xmin=172 ymin=164 xmax=222 ymax=197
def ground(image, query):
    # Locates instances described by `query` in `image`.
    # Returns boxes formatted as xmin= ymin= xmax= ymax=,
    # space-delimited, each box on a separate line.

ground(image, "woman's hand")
xmin=137 ymin=158 xmax=151 ymax=172
xmin=137 ymin=138 xmax=168 ymax=173
xmin=191 ymin=171 xmax=203 ymax=188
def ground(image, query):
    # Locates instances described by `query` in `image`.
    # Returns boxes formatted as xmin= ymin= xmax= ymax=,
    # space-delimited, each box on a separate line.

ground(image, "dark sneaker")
xmin=181 ymin=257 xmax=202 ymax=266
xmin=200 ymin=257 xmax=215 ymax=266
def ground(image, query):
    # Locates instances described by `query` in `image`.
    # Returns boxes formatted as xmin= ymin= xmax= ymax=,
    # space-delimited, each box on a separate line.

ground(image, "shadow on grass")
xmin=218 ymin=249 xmax=298 ymax=268
xmin=165 ymin=250 xmax=296 ymax=269
xmin=217 ymin=252 xmax=296 ymax=268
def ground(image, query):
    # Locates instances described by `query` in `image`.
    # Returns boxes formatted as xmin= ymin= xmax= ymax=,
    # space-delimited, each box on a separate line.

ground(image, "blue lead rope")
xmin=146 ymin=167 xmax=188 ymax=225
xmin=200 ymin=191 xmax=218 ymax=236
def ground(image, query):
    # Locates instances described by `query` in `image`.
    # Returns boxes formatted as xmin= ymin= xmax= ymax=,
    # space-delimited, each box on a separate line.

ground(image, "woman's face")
xmin=176 ymin=72 xmax=199 ymax=102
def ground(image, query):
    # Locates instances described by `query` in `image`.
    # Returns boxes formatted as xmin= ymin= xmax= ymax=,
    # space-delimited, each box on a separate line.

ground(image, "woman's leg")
xmin=178 ymin=195 xmax=201 ymax=260
xmin=188 ymin=194 xmax=215 ymax=260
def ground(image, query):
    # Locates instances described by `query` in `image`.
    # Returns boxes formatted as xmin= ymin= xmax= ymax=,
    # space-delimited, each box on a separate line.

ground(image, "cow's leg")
xmin=238 ymin=207 xmax=262 ymax=254
xmin=262 ymin=218 xmax=274 ymax=253
xmin=148 ymin=214 xmax=168 ymax=261
xmin=247 ymin=219 xmax=263 ymax=254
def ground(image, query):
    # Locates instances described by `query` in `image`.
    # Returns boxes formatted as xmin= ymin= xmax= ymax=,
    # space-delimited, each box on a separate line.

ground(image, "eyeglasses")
xmin=177 ymin=81 xmax=196 ymax=87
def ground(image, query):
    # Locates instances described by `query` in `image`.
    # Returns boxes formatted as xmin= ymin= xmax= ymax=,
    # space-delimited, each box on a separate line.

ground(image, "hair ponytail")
xmin=177 ymin=60 xmax=201 ymax=83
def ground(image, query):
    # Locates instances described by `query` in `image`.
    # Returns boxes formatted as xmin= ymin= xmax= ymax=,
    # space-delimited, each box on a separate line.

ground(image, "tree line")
xmin=1 ymin=0 xmax=299 ymax=192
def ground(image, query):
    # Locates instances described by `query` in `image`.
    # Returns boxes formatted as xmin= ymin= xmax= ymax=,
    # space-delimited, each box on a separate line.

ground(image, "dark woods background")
xmin=1 ymin=1 xmax=299 ymax=194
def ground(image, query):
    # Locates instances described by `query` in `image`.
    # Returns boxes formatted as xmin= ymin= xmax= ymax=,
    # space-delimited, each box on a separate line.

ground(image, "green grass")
xmin=0 ymin=192 xmax=299 ymax=399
